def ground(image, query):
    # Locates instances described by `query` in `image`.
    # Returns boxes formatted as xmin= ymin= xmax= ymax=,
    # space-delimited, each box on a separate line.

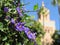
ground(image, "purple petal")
xmin=27 ymin=33 xmax=33 ymax=39
xmin=21 ymin=22 xmax=26 ymax=24
xmin=24 ymin=27 xmax=30 ymax=32
xmin=25 ymin=31 xmax=36 ymax=39
xmin=17 ymin=22 xmax=21 ymax=26
xmin=16 ymin=7 xmax=20 ymax=13
xmin=15 ymin=22 xmax=25 ymax=31
xmin=4 ymin=7 xmax=8 ymax=12
xmin=11 ymin=18 xmax=15 ymax=24
xmin=16 ymin=7 xmax=23 ymax=16
xmin=16 ymin=26 xmax=24 ymax=31
xmin=19 ymin=12 xmax=23 ymax=16
xmin=21 ymin=22 xmax=26 ymax=26
xmin=17 ymin=22 xmax=25 ymax=26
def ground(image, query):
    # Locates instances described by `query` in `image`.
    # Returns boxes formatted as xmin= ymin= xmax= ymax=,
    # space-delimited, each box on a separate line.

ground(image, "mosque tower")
xmin=38 ymin=1 xmax=55 ymax=45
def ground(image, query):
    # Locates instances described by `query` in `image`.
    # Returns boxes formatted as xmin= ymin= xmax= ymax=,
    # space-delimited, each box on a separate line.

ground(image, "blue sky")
xmin=21 ymin=0 xmax=60 ymax=30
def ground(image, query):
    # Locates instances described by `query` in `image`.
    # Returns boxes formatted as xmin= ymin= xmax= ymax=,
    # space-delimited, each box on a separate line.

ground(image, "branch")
xmin=24 ymin=10 xmax=39 ymax=12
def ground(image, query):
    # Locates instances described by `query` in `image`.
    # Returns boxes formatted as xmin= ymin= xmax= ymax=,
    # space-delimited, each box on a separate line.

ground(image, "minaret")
xmin=38 ymin=1 xmax=55 ymax=34
xmin=38 ymin=1 xmax=55 ymax=45
xmin=42 ymin=1 xmax=45 ymax=7
xmin=38 ymin=1 xmax=50 ymax=21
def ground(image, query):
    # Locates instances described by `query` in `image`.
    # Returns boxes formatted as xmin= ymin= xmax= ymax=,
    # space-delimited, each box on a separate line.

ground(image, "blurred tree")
xmin=52 ymin=30 xmax=60 ymax=45
xmin=52 ymin=0 xmax=60 ymax=45
xmin=52 ymin=0 xmax=60 ymax=14
xmin=0 ymin=0 xmax=44 ymax=45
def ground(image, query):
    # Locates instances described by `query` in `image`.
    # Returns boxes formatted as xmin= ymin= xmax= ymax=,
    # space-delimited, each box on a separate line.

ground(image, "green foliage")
xmin=39 ymin=7 xmax=44 ymax=14
xmin=52 ymin=0 xmax=60 ymax=5
xmin=33 ymin=4 xmax=38 ymax=11
xmin=57 ymin=0 xmax=60 ymax=5
xmin=0 ymin=0 xmax=44 ymax=45
xmin=26 ymin=41 xmax=34 ymax=45
xmin=52 ymin=30 xmax=60 ymax=39
xmin=36 ymin=37 xmax=42 ymax=45
xmin=52 ymin=0 xmax=56 ymax=6
xmin=52 ymin=0 xmax=60 ymax=16
xmin=38 ymin=6 xmax=45 ymax=18
xmin=0 ymin=22 xmax=3 ymax=30
xmin=52 ymin=30 xmax=60 ymax=45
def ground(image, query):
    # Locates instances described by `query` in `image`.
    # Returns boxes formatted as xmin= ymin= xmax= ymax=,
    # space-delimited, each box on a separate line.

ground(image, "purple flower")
xmin=14 ymin=22 xmax=36 ymax=40
xmin=4 ymin=7 xmax=8 ymax=12
xmin=23 ymin=27 xmax=36 ymax=39
xmin=16 ymin=7 xmax=23 ymax=16
xmin=19 ymin=13 xmax=23 ymax=16
xmin=24 ymin=27 xmax=30 ymax=33
xmin=11 ymin=18 xmax=15 ymax=24
xmin=16 ymin=25 xmax=24 ymax=31
xmin=15 ymin=22 xmax=25 ymax=31
xmin=27 ymin=31 xmax=36 ymax=40
xmin=21 ymin=22 xmax=25 ymax=25
xmin=16 ymin=7 xmax=20 ymax=13
xmin=24 ymin=28 xmax=36 ymax=39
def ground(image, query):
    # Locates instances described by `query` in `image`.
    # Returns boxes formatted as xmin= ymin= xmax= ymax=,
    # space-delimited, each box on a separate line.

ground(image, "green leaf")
xmin=33 ymin=4 xmax=38 ymax=10
xmin=26 ymin=41 xmax=34 ymax=45
xmin=24 ymin=39 xmax=29 ymax=45
xmin=5 ymin=42 xmax=10 ymax=45
xmin=36 ymin=37 xmax=42 ymax=45
xmin=4 ymin=19 xmax=9 ymax=22
xmin=17 ymin=42 xmax=21 ymax=45
xmin=2 ymin=36 xmax=7 ymax=41
xmin=0 ymin=22 xmax=3 ymax=30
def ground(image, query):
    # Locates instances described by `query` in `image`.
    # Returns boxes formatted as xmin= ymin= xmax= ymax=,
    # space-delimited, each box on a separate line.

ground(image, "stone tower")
xmin=38 ymin=1 xmax=55 ymax=45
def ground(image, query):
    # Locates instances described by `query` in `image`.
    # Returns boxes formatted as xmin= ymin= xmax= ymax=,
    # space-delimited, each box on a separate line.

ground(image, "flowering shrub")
xmin=0 ymin=0 xmax=44 ymax=45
